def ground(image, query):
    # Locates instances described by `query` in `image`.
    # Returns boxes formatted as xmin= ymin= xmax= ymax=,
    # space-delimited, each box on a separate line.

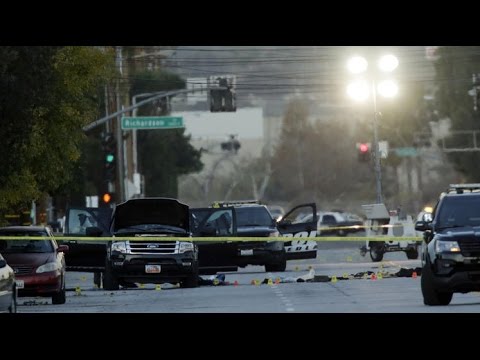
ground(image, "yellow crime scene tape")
xmin=0 ymin=223 xmax=423 ymax=241
xmin=0 ymin=235 xmax=423 ymax=242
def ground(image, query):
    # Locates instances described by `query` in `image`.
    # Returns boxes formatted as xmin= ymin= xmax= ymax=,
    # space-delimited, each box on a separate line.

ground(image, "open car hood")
xmin=113 ymin=198 xmax=190 ymax=233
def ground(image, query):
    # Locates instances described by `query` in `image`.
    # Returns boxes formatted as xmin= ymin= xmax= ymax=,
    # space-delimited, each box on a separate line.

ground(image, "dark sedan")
xmin=0 ymin=226 xmax=68 ymax=305
xmin=0 ymin=253 xmax=16 ymax=313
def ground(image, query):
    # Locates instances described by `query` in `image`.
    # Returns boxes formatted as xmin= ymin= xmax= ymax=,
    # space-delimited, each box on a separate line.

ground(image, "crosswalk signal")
xmin=357 ymin=142 xmax=371 ymax=162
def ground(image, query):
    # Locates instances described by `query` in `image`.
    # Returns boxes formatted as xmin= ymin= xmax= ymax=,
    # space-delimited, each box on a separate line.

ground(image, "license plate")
xmin=145 ymin=265 xmax=161 ymax=274
xmin=15 ymin=280 xmax=24 ymax=289
xmin=241 ymin=249 xmax=253 ymax=256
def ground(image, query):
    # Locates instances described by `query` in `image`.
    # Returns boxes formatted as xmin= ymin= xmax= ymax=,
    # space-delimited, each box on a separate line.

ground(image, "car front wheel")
xmin=421 ymin=257 xmax=453 ymax=306
xmin=52 ymin=277 xmax=66 ymax=305
xmin=9 ymin=288 xmax=17 ymax=313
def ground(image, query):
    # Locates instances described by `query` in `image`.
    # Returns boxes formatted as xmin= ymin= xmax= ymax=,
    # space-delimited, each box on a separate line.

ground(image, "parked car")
xmin=300 ymin=211 xmax=364 ymax=236
xmin=0 ymin=226 xmax=68 ymax=304
xmin=0 ymin=253 xmax=16 ymax=313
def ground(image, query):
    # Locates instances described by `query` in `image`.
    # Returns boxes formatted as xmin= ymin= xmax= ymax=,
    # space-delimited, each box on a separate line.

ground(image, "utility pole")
xmin=115 ymin=46 xmax=125 ymax=203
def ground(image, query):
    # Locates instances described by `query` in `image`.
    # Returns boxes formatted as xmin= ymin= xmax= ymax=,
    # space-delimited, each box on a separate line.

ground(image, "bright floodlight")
xmin=378 ymin=54 xmax=398 ymax=72
xmin=347 ymin=80 xmax=369 ymax=101
xmin=347 ymin=56 xmax=368 ymax=74
xmin=377 ymin=80 xmax=398 ymax=98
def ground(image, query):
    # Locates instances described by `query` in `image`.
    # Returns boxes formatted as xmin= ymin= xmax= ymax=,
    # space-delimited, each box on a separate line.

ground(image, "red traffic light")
xmin=359 ymin=143 xmax=369 ymax=153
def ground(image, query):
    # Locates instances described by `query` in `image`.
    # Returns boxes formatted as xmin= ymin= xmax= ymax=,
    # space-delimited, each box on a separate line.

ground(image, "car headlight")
xmin=111 ymin=241 xmax=127 ymax=253
xmin=179 ymin=242 xmax=194 ymax=253
xmin=36 ymin=262 xmax=60 ymax=273
xmin=269 ymin=231 xmax=280 ymax=237
xmin=435 ymin=240 xmax=461 ymax=253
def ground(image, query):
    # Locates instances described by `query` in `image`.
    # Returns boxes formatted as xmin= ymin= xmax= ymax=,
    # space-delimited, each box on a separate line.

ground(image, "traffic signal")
xmin=357 ymin=142 xmax=371 ymax=162
xmin=210 ymin=77 xmax=236 ymax=112
xmin=220 ymin=135 xmax=241 ymax=153
xmin=102 ymin=133 xmax=116 ymax=182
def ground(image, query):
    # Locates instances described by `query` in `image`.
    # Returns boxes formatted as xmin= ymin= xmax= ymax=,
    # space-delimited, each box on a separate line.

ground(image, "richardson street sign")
xmin=394 ymin=147 xmax=418 ymax=157
xmin=121 ymin=116 xmax=184 ymax=130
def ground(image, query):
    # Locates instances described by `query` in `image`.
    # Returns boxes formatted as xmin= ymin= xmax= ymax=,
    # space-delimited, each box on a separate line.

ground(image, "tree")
xmin=433 ymin=46 xmax=480 ymax=181
xmin=0 ymin=46 xmax=113 ymax=217
xmin=130 ymin=69 xmax=203 ymax=197
xmin=268 ymin=99 xmax=361 ymax=205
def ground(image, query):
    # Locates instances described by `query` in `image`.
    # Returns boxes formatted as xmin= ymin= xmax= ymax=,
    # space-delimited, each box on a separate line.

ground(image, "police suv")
xmin=416 ymin=184 xmax=480 ymax=305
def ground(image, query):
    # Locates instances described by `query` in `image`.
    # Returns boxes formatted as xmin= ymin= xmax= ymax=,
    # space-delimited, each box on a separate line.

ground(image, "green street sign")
xmin=121 ymin=116 xmax=184 ymax=130
xmin=394 ymin=147 xmax=417 ymax=157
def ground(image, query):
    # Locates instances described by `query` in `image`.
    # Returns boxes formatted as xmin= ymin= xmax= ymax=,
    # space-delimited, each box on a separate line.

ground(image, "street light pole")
xmin=371 ymin=79 xmax=383 ymax=204
xmin=347 ymin=53 xmax=398 ymax=205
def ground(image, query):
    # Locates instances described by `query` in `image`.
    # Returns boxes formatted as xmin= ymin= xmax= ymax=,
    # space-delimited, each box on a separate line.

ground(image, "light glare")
xmin=377 ymin=80 xmax=398 ymax=98
xmin=347 ymin=56 xmax=368 ymax=74
xmin=378 ymin=54 xmax=399 ymax=72
xmin=347 ymin=80 xmax=369 ymax=101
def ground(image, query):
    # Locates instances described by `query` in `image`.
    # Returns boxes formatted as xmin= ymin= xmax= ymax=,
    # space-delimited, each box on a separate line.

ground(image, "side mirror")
xmin=57 ymin=245 xmax=69 ymax=253
xmin=86 ymin=226 xmax=103 ymax=237
xmin=0 ymin=259 xmax=6 ymax=268
xmin=415 ymin=221 xmax=431 ymax=232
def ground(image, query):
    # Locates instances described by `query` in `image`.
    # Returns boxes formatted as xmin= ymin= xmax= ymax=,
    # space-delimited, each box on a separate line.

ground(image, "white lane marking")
xmin=268 ymin=273 xmax=295 ymax=312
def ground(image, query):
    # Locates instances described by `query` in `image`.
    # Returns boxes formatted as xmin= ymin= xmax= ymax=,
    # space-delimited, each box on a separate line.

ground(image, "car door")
xmin=62 ymin=207 xmax=113 ymax=270
xmin=0 ymin=254 xmax=14 ymax=312
xmin=191 ymin=207 xmax=238 ymax=272
xmin=276 ymin=203 xmax=318 ymax=260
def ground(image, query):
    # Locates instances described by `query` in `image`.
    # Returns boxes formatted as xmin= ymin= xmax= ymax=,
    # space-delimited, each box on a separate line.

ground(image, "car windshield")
xmin=436 ymin=196 xmax=480 ymax=229
xmin=0 ymin=231 xmax=53 ymax=253
xmin=236 ymin=207 xmax=273 ymax=227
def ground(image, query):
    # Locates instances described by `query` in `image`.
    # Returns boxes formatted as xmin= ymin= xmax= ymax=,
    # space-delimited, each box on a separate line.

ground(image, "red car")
xmin=0 ymin=226 xmax=68 ymax=304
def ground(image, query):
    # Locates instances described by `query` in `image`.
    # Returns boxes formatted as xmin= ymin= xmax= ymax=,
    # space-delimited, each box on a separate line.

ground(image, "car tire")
xmin=265 ymin=254 xmax=287 ymax=272
xmin=406 ymin=248 xmax=419 ymax=260
xmin=103 ymin=261 xmax=120 ymax=291
xmin=182 ymin=266 xmax=199 ymax=288
xmin=9 ymin=288 xmax=17 ymax=313
xmin=52 ymin=278 xmax=66 ymax=305
xmin=369 ymin=242 xmax=384 ymax=262
xmin=421 ymin=257 xmax=453 ymax=306
xmin=93 ymin=272 xmax=102 ymax=288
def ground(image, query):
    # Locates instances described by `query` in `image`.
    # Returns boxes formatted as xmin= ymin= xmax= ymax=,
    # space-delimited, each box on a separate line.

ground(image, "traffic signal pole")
xmin=83 ymin=87 xmax=229 ymax=133
xmin=83 ymin=86 xmax=231 ymax=202
xmin=372 ymin=80 xmax=383 ymax=204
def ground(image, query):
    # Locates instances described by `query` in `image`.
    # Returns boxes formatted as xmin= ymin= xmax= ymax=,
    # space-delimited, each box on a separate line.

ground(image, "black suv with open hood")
xmin=415 ymin=184 xmax=480 ymax=305
xmin=103 ymin=198 xmax=198 ymax=290
xmin=63 ymin=198 xmax=235 ymax=290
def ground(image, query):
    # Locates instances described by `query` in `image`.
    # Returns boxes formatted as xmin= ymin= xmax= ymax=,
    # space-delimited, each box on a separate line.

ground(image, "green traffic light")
xmin=106 ymin=154 xmax=115 ymax=163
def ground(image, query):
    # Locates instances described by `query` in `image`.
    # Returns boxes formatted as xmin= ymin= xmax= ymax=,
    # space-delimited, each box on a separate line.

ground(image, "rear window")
xmin=0 ymin=231 xmax=53 ymax=253
xmin=236 ymin=207 xmax=273 ymax=227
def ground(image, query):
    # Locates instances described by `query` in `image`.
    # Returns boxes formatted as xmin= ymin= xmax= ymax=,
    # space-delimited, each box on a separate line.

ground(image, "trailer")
xmin=359 ymin=203 xmax=421 ymax=262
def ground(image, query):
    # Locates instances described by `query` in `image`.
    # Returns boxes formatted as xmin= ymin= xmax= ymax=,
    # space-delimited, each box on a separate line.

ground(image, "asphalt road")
xmin=16 ymin=244 xmax=480 ymax=313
